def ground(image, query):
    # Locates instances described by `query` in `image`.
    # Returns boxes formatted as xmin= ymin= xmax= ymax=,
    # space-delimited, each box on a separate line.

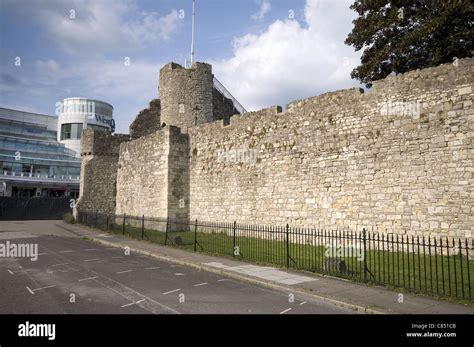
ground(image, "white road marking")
xmin=120 ymin=298 xmax=146 ymax=308
xmin=162 ymin=289 xmax=181 ymax=295
xmin=193 ymin=282 xmax=208 ymax=287
xmin=217 ymin=279 xmax=229 ymax=282
xmin=59 ymin=250 xmax=73 ymax=253
xmin=78 ymin=276 xmax=99 ymax=282
xmin=37 ymin=248 xmax=179 ymax=314
xmin=174 ymin=273 xmax=184 ymax=276
xmin=7 ymin=269 xmax=14 ymax=275
xmin=32 ymin=285 xmax=56 ymax=292
xmin=116 ymin=270 xmax=133 ymax=274
xmin=145 ymin=267 xmax=160 ymax=270
xmin=52 ymin=263 xmax=69 ymax=267
xmin=84 ymin=258 xmax=100 ymax=262
xmin=280 ymin=308 xmax=292 ymax=314
xmin=299 ymin=301 xmax=307 ymax=306
xmin=170 ymin=265 xmax=179 ymax=268
xmin=26 ymin=286 xmax=35 ymax=295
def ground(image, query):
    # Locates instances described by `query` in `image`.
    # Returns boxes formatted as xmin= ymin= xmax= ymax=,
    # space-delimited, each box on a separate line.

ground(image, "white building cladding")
xmin=57 ymin=98 xmax=115 ymax=157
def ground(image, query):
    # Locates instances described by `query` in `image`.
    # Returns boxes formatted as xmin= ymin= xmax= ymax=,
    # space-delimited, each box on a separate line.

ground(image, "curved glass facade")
xmin=58 ymin=98 xmax=114 ymax=157
xmin=60 ymin=123 xmax=83 ymax=140
xmin=0 ymin=109 xmax=81 ymax=197
xmin=58 ymin=99 xmax=113 ymax=118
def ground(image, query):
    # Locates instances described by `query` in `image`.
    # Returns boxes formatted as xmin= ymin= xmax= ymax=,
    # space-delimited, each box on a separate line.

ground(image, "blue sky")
xmin=0 ymin=0 xmax=362 ymax=133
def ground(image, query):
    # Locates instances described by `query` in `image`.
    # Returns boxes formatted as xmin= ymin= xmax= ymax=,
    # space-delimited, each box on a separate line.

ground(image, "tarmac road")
xmin=0 ymin=222 xmax=353 ymax=314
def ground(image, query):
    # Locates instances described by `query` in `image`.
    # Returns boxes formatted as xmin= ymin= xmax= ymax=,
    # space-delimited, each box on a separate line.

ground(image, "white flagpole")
xmin=191 ymin=0 xmax=196 ymax=65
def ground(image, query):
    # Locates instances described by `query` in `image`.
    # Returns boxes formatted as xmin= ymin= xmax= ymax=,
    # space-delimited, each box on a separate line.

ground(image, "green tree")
xmin=345 ymin=0 xmax=474 ymax=87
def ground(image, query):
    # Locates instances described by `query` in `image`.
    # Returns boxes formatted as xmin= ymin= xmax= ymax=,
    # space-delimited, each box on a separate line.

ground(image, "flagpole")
xmin=191 ymin=0 xmax=196 ymax=65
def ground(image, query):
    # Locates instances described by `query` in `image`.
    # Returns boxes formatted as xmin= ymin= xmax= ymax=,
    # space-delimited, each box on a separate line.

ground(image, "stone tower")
xmin=159 ymin=62 xmax=214 ymax=129
xmin=76 ymin=129 xmax=130 ymax=215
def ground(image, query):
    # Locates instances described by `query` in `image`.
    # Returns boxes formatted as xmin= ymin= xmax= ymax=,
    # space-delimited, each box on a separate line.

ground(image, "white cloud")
xmin=78 ymin=59 xmax=162 ymax=133
xmin=212 ymin=0 xmax=362 ymax=111
xmin=0 ymin=57 xmax=161 ymax=133
xmin=58 ymin=59 xmax=162 ymax=132
xmin=252 ymin=0 xmax=271 ymax=20
xmin=35 ymin=59 xmax=60 ymax=74
xmin=35 ymin=0 xmax=181 ymax=54
xmin=122 ymin=10 xmax=180 ymax=45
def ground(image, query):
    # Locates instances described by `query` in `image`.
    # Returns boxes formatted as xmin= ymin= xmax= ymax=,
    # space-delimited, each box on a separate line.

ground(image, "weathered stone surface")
xmin=159 ymin=62 xmax=214 ymax=130
xmin=129 ymin=99 xmax=161 ymax=139
xmin=76 ymin=129 xmax=130 ymax=214
xmin=78 ymin=58 xmax=474 ymax=242
xmin=187 ymin=58 xmax=473 ymax=240
xmin=115 ymin=126 xmax=189 ymax=229
xmin=212 ymin=87 xmax=238 ymax=125
xmin=158 ymin=62 xmax=240 ymax=131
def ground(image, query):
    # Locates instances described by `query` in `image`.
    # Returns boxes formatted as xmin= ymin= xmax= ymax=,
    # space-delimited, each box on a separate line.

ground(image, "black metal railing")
xmin=77 ymin=211 xmax=473 ymax=302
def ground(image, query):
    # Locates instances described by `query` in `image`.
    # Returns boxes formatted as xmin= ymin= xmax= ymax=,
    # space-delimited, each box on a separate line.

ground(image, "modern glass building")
xmin=0 ymin=100 xmax=114 ymax=197
xmin=58 ymin=98 xmax=115 ymax=157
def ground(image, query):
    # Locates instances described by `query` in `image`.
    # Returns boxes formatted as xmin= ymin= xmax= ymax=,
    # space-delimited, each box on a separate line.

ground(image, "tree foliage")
xmin=345 ymin=0 xmax=474 ymax=87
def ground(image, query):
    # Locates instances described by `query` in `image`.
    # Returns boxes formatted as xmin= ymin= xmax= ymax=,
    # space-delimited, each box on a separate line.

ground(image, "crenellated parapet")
xmin=80 ymin=129 xmax=130 ymax=157
xmin=78 ymin=57 xmax=474 ymax=242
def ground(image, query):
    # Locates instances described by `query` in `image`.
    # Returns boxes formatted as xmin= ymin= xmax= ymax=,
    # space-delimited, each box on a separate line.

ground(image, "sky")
xmin=0 ymin=0 xmax=363 ymax=133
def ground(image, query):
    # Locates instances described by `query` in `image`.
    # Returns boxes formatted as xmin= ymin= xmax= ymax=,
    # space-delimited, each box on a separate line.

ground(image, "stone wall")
xmin=159 ymin=62 xmax=214 ymax=130
xmin=115 ymin=126 xmax=189 ymax=227
xmin=188 ymin=58 xmax=473 ymax=240
xmin=79 ymin=58 xmax=473 ymax=241
xmin=77 ymin=129 xmax=130 ymax=214
xmin=115 ymin=130 xmax=168 ymax=219
xmin=129 ymin=99 xmax=161 ymax=139
xmin=212 ymin=87 xmax=238 ymax=125
xmin=167 ymin=126 xmax=190 ymax=224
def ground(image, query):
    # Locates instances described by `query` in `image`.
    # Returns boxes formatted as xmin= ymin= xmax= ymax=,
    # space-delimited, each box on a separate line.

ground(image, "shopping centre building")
xmin=0 ymin=98 xmax=114 ymax=197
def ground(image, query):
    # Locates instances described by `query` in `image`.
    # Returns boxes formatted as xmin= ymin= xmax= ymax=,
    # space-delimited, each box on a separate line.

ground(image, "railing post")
xmin=233 ymin=221 xmax=237 ymax=258
xmin=122 ymin=213 xmax=126 ymax=234
xmin=164 ymin=217 xmax=169 ymax=245
xmin=465 ymin=239 xmax=471 ymax=302
xmin=106 ymin=215 xmax=109 ymax=230
xmin=194 ymin=219 xmax=198 ymax=252
xmin=363 ymin=228 xmax=367 ymax=282
xmin=286 ymin=224 xmax=290 ymax=268
xmin=141 ymin=214 xmax=145 ymax=239
xmin=95 ymin=210 xmax=98 ymax=228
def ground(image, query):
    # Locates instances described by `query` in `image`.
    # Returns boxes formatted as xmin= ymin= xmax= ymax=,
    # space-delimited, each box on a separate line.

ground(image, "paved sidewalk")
xmin=59 ymin=221 xmax=473 ymax=314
